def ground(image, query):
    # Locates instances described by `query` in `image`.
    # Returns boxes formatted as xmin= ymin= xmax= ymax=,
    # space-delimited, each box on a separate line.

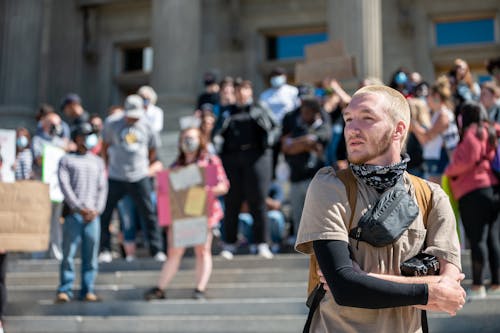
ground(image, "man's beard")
xmin=348 ymin=128 xmax=393 ymax=165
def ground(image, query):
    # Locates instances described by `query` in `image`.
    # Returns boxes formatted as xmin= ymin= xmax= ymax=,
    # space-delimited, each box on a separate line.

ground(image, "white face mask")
xmin=84 ymin=133 xmax=99 ymax=149
xmin=270 ymin=75 xmax=286 ymax=88
xmin=181 ymin=137 xmax=200 ymax=153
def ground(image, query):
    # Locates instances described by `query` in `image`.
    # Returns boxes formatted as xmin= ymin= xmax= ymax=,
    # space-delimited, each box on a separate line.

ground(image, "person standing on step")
xmin=55 ymin=123 xmax=108 ymax=303
xmin=215 ymin=79 xmax=279 ymax=259
xmin=98 ymin=94 xmax=166 ymax=263
xmin=144 ymin=125 xmax=229 ymax=300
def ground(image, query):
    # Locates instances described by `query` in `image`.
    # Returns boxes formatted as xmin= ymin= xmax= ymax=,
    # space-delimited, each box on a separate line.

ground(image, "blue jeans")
xmin=238 ymin=210 xmax=285 ymax=244
xmin=58 ymin=213 xmax=100 ymax=299
xmin=117 ymin=193 xmax=157 ymax=243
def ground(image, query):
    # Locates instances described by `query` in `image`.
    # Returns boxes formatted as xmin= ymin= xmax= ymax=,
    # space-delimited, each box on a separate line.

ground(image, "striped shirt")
xmin=58 ymin=152 xmax=108 ymax=213
xmin=15 ymin=149 xmax=33 ymax=180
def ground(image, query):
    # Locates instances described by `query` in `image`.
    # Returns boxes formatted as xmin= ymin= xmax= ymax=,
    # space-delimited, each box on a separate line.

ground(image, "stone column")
xmin=0 ymin=0 xmax=45 ymax=128
xmin=327 ymin=0 xmax=383 ymax=81
xmin=151 ymin=0 xmax=201 ymax=132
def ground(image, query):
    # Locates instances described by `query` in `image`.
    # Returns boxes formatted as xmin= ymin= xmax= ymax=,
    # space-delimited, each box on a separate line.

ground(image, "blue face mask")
xmin=270 ymin=75 xmax=286 ymax=88
xmin=17 ymin=136 xmax=28 ymax=149
xmin=84 ymin=134 xmax=99 ymax=150
xmin=394 ymin=72 xmax=408 ymax=85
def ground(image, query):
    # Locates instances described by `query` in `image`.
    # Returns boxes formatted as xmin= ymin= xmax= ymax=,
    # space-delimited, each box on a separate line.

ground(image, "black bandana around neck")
xmin=350 ymin=154 xmax=411 ymax=193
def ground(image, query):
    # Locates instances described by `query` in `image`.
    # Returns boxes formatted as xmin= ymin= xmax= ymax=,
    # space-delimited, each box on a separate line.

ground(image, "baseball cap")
xmin=71 ymin=122 xmax=94 ymax=140
xmin=124 ymin=94 xmax=144 ymax=119
xmin=60 ymin=93 xmax=81 ymax=110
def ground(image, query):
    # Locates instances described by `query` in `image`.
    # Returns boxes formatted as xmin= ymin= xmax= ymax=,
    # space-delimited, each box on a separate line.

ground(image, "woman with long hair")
xmin=445 ymin=101 xmax=500 ymax=299
xmin=411 ymin=76 xmax=459 ymax=183
xmin=144 ymin=126 xmax=229 ymax=300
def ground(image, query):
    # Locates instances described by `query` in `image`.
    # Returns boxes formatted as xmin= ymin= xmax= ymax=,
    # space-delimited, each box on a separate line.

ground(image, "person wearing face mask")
xmin=137 ymin=85 xmax=164 ymax=146
xmin=259 ymin=68 xmax=299 ymax=179
xmin=55 ymin=122 xmax=108 ymax=303
xmin=215 ymin=79 xmax=280 ymax=259
xmin=99 ymin=94 xmax=166 ymax=263
xmin=144 ymin=125 xmax=229 ymax=301
xmin=31 ymin=111 xmax=74 ymax=260
xmin=14 ymin=127 xmax=34 ymax=180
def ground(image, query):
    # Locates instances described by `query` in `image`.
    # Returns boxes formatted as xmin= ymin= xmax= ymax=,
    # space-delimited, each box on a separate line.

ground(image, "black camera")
xmin=400 ymin=253 xmax=440 ymax=277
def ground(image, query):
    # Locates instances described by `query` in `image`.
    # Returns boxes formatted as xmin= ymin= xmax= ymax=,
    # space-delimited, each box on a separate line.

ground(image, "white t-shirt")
xmin=259 ymin=84 xmax=299 ymax=123
xmin=423 ymin=107 xmax=459 ymax=160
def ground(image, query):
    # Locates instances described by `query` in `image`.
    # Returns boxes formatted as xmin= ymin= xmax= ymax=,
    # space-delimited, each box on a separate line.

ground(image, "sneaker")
xmin=192 ymin=288 xmax=206 ymax=300
xmin=153 ymin=251 xmax=167 ymax=262
xmin=468 ymin=285 xmax=487 ymax=300
xmin=55 ymin=292 xmax=70 ymax=303
xmin=125 ymin=255 xmax=136 ymax=262
xmin=257 ymin=243 xmax=274 ymax=259
xmin=144 ymin=287 xmax=166 ymax=301
xmin=220 ymin=244 xmax=236 ymax=260
xmin=83 ymin=293 xmax=102 ymax=302
xmin=220 ymin=250 xmax=234 ymax=260
xmin=98 ymin=251 xmax=113 ymax=263
xmin=51 ymin=243 xmax=63 ymax=261
xmin=0 ymin=321 xmax=4 ymax=333
xmin=271 ymin=243 xmax=281 ymax=254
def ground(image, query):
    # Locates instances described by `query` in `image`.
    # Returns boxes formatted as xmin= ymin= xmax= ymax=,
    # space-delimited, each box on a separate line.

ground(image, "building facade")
xmin=0 ymin=0 xmax=499 ymax=132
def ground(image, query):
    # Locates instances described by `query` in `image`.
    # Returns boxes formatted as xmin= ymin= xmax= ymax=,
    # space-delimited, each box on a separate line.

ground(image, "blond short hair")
xmin=352 ymin=85 xmax=411 ymax=149
xmin=137 ymin=85 xmax=158 ymax=105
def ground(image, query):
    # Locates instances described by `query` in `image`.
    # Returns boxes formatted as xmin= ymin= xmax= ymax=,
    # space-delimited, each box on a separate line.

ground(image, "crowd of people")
xmin=1 ymin=54 xmax=500 ymax=332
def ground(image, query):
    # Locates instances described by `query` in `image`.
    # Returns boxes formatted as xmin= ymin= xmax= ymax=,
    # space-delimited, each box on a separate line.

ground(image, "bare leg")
xmin=157 ymin=229 xmax=185 ymax=289
xmin=194 ymin=232 xmax=213 ymax=292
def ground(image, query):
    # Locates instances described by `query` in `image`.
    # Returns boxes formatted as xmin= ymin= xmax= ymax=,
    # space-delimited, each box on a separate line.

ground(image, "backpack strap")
xmin=408 ymin=174 xmax=433 ymax=228
xmin=336 ymin=168 xmax=358 ymax=231
xmin=307 ymin=168 xmax=358 ymax=294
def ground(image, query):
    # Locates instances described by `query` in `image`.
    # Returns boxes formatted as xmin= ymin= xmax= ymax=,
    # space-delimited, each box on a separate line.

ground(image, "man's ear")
xmin=393 ymin=121 xmax=407 ymax=141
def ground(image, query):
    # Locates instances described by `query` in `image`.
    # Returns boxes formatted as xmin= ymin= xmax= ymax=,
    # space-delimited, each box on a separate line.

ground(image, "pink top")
xmin=444 ymin=124 xmax=498 ymax=200
xmin=172 ymin=153 xmax=229 ymax=227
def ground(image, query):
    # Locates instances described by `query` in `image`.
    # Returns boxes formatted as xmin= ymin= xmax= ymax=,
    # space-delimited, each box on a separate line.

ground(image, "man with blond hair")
xmin=296 ymin=85 xmax=465 ymax=332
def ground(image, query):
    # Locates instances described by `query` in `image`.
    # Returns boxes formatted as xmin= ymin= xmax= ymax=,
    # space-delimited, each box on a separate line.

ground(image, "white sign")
xmin=172 ymin=216 xmax=208 ymax=248
xmin=0 ymin=129 xmax=17 ymax=182
xmin=42 ymin=144 xmax=66 ymax=202
xmin=169 ymin=164 xmax=203 ymax=191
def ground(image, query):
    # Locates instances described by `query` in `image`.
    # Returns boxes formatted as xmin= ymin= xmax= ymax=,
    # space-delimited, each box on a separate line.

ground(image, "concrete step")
xmin=7 ymin=281 xmax=307 ymax=302
xmin=6 ymin=254 xmax=309 ymax=273
xmin=2 ymin=315 xmax=307 ymax=333
xmin=7 ymin=267 xmax=308 ymax=286
xmin=7 ymin=298 xmax=308 ymax=316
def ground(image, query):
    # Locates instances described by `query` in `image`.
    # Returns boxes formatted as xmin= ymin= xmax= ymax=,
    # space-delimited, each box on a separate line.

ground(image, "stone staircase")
xmin=4 ymin=250 xmax=500 ymax=333
xmin=4 ymin=253 xmax=309 ymax=333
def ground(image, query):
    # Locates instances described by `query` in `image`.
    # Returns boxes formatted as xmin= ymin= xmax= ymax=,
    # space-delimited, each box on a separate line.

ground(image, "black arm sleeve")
xmin=313 ymin=239 xmax=428 ymax=309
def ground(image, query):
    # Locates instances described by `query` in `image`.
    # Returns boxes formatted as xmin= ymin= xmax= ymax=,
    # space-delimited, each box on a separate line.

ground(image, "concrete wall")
xmin=0 ymin=0 xmax=498 ymax=132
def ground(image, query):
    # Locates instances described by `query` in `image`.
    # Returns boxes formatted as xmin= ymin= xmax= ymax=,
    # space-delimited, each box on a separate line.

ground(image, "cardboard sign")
xmin=42 ymin=144 xmax=65 ymax=202
xmin=0 ymin=129 xmax=16 ymax=182
xmin=295 ymin=56 xmax=357 ymax=84
xmin=0 ymin=181 xmax=51 ymax=251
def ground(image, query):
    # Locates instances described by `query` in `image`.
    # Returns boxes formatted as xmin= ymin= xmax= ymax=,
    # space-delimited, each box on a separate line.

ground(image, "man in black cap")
xmin=61 ymin=93 xmax=90 ymax=128
xmin=56 ymin=122 xmax=107 ymax=303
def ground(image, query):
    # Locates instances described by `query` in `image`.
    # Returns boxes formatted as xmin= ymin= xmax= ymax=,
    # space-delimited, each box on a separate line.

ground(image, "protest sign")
xmin=42 ymin=144 xmax=65 ymax=202
xmin=0 ymin=129 xmax=16 ymax=182
xmin=156 ymin=165 xmax=216 ymax=247
xmin=0 ymin=181 xmax=51 ymax=251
